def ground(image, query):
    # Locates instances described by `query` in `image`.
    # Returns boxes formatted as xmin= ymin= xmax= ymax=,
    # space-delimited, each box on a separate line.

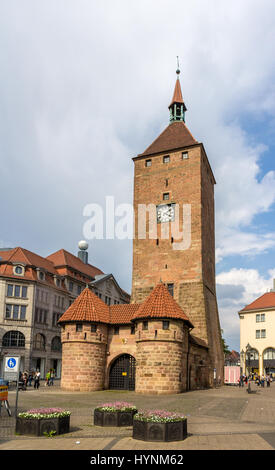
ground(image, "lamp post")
xmin=240 ymin=349 xmax=245 ymax=376
xmin=246 ymin=343 xmax=252 ymax=393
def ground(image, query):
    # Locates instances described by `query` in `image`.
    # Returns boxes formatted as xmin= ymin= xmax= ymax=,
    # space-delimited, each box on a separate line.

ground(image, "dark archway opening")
xmin=109 ymin=354 xmax=136 ymax=391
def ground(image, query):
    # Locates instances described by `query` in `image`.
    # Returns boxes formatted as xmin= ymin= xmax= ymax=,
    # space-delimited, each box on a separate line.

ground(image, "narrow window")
xmin=167 ymin=283 xmax=174 ymax=297
xmin=114 ymin=326 xmax=119 ymax=335
xmin=131 ymin=325 xmax=135 ymax=335
xmin=13 ymin=305 xmax=19 ymax=319
xmin=256 ymin=330 xmax=260 ymax=339
xmin=14 ymin=285 xmax=20 ymax=297
xmin=163 ymin=321 xmax=170 ymax=330
xmin=5 ymin=304 xmax=12 ymax=319
xmin=256 ymin=314 xmax=260 ymax=323
xmin=21 ymin=286 xmax=28 ymax=298
xmin=7 ymin=284 xmax=13 ymax=297
xmin=142 ymin=321 xmax=148 ymax=330
xmin=261 ymin=314 xmax=265 ymax=322
xmin=261 ymin=329 xmax=266 ymax=338
xmin=163 ymin=193 xmax=169 ymax=201
xmin=20 ymin=305 xmax=26 ymax=320
xmin=182 ymin=152 xmax=188 ymax=160
xmin=165 ymin=179 xmax=169 ymax=187
xmin=76 ymin=324 xmax=82 ymax=332
xmin=156 ymin=238 xmax=159 ymax=246
xmin=91 ymin=324 xmax=97 ymax=333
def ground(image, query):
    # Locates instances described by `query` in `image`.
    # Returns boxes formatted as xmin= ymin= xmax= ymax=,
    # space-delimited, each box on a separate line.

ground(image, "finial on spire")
xmin=176 ymin=56 xmax=180 ymax=76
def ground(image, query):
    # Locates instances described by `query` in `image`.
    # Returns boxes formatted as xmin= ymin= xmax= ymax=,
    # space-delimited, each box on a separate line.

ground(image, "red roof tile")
xmin=240 ymin=291 xmax=275 ymax=312
xmin=0 ymin=247 xmax=57 ymax=274
xmin=46 ymin=249 xmax=103 ymax=279
xmin=132 ymin=283 xmax=193 ymax=326
xmin=58 ymin=288 xmax=110 ymax=324
xmin=109 ymin=304 xmax=140 ymax=324
xmin=137 ymin=121 xmax=198 ymax=158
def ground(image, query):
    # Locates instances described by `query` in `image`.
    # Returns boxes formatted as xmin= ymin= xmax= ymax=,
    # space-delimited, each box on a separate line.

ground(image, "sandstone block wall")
xmin=60 ymin=323 xmax=107 ymax=391
xmin=135 ymin=319 xmax=188 ymax=394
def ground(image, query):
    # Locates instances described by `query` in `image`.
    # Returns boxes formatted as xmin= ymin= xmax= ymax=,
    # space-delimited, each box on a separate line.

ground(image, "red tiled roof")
xmin=169 ymin=78 xmax=184 ymax=106
xmin=240 ymin=291 xmax=275 ymax=312
xmin=58 ymin=288 xmax=110 ymax=324
xmin=46 ymin=249 xmax=103 ymax=279
xmin=132 ymin=283 xmax=193 ymax=326
xmin=137 ymin=121 xmax=198 ymax=158
xmin=0 ymin=247 xmax=57 ymax=274
xmin=109 ymin=304 xmax=140 ymax=324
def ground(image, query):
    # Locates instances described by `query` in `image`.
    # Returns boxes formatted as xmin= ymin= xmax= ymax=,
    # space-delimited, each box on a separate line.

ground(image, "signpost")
xmin=4 ymin=355 xmax=21 ymax=417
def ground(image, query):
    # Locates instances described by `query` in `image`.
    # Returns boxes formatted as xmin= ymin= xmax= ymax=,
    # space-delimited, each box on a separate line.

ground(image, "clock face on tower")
xmin=156 ymin=203 xmax=175 ymax=223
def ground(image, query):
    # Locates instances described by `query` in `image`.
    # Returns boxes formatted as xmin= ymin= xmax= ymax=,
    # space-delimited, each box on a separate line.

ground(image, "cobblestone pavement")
xmin=0 ymin=381 xmax=275 ymax=450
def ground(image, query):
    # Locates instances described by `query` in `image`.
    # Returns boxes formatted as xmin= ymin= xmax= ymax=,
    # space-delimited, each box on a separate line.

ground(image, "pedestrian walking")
xmin=34 ymin=370 xmax=40 ymax=389
xmin=45 ymin=371 xmax=50 ymax=386
xmin=49 ymin=369 xmax=55 ymax=386
xmin=28 ymin=371 xmax=33 ymax=387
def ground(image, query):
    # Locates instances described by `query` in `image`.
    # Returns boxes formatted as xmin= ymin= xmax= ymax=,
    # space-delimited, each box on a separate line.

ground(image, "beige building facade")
xmin=239 ymin=286 xmax=275 ymax=377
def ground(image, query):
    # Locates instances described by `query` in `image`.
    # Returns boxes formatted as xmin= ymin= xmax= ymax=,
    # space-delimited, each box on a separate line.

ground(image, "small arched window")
xmin=51 ymin=336 xmax=62 ymax=352
xmin=33 ymin=333 xmax=46 ymax=351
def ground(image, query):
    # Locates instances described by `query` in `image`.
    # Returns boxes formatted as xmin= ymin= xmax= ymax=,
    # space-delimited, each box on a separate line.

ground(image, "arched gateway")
xmin=109 ymin=354 xmax=136 ymax=391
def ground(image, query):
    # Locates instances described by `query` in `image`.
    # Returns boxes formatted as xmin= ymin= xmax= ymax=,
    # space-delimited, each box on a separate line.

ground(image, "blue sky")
xmin=1 ymin=1 xmax=275 ymax=352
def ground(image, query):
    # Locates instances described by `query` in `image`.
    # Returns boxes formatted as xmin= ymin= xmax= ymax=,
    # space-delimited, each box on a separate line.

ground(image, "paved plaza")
xmin=1 ymin=382 xmax=275 ymax=450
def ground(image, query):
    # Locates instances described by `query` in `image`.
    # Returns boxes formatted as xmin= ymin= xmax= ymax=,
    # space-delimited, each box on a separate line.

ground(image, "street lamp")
xmin=246 ymin=343 xmax=252 ymax=393
xmin=240 ymin=349 xmax=245 ymax=375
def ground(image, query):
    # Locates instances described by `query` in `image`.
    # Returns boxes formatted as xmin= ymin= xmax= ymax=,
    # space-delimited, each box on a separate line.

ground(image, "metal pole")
xmin=14 ymin=357 xmax=21 ymax=418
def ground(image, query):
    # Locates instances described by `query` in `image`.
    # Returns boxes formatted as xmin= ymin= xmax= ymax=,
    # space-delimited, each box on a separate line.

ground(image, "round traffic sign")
xmin=7 ymin=358 xmax=17 ymax=369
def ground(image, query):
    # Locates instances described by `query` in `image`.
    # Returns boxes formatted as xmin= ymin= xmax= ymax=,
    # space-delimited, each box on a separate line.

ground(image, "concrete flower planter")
xmin=133 ymin=418 xmax=187 ymax=442
xmin=16 ymin=415 xmax=70 ymax=436
xmin=94 ymin=409 xmax=137 ymax=427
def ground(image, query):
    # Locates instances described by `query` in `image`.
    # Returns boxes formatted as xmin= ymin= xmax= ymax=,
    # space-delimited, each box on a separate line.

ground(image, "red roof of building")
xmin=58 ymin=283 xmax=193 ymax=327
xmin=132 ymin=283 xmax=193 ymax=326
xmin=58 ymin=287 xmax=110 ymax=324
xmin=240 ymin=291 xmax=275 ymax=312
xmin=46 ymin=249 xmax=103 ymax=279
xmin=137 ymin=121 xmax=198 ymax=158
xmin=109 ymin=304 xmax=140 ymax=324
xmin=0 ymin=247 xmax=57 ymax=274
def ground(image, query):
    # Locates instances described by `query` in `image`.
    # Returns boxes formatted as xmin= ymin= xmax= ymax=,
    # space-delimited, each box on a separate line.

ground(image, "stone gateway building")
xmin=58 ymin=70 xmax=224 ymax=394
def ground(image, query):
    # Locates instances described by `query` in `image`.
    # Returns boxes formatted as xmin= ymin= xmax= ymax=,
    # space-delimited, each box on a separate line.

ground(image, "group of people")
xmin=238 ymin=373 xmax=273 ymax=388
xmin=18 ymin=369 xmax=55 ymax=389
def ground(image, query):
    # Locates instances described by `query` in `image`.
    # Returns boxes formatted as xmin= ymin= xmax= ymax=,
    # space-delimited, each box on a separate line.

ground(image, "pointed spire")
xmin=169 ymin=58 xmax=187 ymax=123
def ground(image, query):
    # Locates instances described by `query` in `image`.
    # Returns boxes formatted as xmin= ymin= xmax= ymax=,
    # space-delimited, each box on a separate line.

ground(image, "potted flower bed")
xmin=16 ymin=408 xmax=71 ymax=436
xmin=133 ymin=409 xmax=187 ymax=442
xmin=94 ymin=401 xmax=137 ymax=427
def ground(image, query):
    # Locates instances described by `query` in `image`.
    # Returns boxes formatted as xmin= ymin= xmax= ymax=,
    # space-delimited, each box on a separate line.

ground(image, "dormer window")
xmin=39 ymin=271 xmax=45 ymax=281
xmin=13 ymin=265 xmax=24 ymax=276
